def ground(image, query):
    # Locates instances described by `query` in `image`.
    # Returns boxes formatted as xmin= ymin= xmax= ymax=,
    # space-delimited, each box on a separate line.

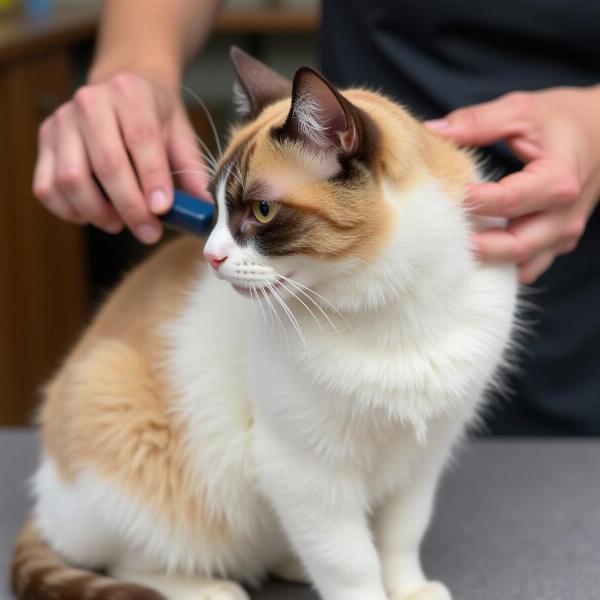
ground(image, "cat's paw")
xmin=392 ymin=581 xmax=452 ymax=600
xmin=195 ymin=581 xmax=251 ymax=600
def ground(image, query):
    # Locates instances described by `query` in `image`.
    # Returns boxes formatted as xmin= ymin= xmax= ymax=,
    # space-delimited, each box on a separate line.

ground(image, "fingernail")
xmin=149 ymin=189 xmax=169 ymax=214
xmin=470 ymin=235 xmax=483 ymax=260
xmin=137 ymin=223 xmax=161 ymax=244
xmin=425 ymin=119 xmax=451 ymax=130
xmin=105 ymin=220 xmax=123 ymax=234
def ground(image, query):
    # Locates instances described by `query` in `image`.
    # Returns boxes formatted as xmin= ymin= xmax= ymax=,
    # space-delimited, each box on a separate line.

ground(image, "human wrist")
xmin=87 ymin=55 xmax=183 ymax=95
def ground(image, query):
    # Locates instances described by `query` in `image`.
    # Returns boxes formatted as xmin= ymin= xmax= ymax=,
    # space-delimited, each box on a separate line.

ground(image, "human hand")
xmin=426 ymin=86 xmax=600 ymax=283
xmin=33 ymin=72 xmax=210 ymax=244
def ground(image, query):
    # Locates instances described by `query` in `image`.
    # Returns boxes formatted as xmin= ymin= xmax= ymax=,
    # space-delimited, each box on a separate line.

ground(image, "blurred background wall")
xmin=0 ymin=0 xmax=318 ymax=425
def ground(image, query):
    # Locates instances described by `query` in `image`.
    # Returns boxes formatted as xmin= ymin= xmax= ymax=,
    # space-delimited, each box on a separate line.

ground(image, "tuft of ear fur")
xmin=282 ymin=67 xmax=360 ymax=154
xmin=230 ymin=46 xmax=292 ymax=119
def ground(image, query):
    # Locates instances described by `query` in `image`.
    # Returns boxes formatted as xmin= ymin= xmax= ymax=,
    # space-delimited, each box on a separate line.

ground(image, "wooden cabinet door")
xmin=0 ymin=49 xmax=86 ymax=425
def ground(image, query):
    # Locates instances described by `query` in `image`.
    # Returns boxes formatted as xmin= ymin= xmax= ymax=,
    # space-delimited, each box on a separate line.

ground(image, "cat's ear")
xmin=230 ymin=46 xmax=292 ymax=119
xmin=281 ymin=67 xmax=359 ymax=154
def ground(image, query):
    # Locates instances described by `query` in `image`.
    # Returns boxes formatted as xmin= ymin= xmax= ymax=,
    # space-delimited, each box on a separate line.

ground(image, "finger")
xmin=33 ymin=120 xmax=85 ymax=224
xmin=73 ymin=86 xmax=162 ymax=244
xmin=466 ymin=159 xmax=581 ymax=218
xmin=111 ymin=74 xmax=174 ymax=215
xmin=473 ymin=209 xmax=568 ymax=264
xmin=425 ymin=92 xmax=535 ymax=146
xmin=518 ymin=250 xmax=556 ymax=284
xmin=54 ymin=106 xmax=123 ymax=233
xmin=472 ymin=229 xmax=523 ymax=263
xmin=167 ymin=110 xmax=212 ymax=200
xmin=516 ymin=208 xmax=586 ymax=282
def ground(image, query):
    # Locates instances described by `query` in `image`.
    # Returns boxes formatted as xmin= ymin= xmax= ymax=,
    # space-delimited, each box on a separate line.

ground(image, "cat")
xmin=11 ymin=47 xmax=518 ymax=600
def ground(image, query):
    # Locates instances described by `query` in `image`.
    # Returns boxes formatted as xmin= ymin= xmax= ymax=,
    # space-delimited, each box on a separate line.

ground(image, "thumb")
xmin=167 ymin=109 xmax=212 ymax=200
xmin=425 ymin=93 xmax=528 ymax=147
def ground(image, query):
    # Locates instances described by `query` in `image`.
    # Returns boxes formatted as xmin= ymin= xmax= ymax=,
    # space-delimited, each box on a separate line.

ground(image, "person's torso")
xmin=321 ymin=0 xmax=600 ymax=118
xmin=320 ymin=0 xmax=600 ymax=434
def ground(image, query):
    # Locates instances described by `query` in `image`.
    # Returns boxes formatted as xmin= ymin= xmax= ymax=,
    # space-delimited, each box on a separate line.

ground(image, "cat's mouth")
xmin=230 ymin=274 xmax=292 ymax=298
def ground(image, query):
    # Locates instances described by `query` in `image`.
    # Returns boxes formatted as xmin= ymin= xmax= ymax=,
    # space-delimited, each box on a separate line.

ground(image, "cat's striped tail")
xmin=11 ymin=519 xmax=166 ymax=600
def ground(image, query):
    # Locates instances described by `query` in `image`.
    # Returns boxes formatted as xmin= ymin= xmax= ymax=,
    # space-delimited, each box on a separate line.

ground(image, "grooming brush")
xmin=161 ymin=190 xmax=215 ymax=237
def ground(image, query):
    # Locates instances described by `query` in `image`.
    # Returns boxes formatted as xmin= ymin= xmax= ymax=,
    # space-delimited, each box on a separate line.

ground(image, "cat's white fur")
xmin=33 ymin=171 xmax=517 ymax=600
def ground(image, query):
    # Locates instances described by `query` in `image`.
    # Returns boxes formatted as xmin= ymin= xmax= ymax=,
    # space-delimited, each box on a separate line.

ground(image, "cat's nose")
xmin=204 ymin=249 xmax=227 ymax=270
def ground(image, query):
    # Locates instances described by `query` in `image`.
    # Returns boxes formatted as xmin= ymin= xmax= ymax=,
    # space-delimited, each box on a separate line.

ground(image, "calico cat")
xmin=11 ymin=47 xmax=518 ymax=600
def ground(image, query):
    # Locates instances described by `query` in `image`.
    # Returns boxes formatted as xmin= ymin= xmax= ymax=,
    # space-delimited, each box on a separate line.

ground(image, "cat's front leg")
xmin=256 ymin=433 xmax=388 ymax=600
xmin=374 ymin=471 xmax=451 ymax=600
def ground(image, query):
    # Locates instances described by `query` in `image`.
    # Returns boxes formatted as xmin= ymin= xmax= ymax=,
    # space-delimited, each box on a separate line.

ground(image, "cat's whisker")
xmin=195 ymin=131 xmax=220 ymax=166
xmin=235 ymin=163 xmax=246 ymax=195
xmin=278 ymin=275 xmax=343 ymax=316
xmin=219 ymin=163 xmax=243 ymax=192
xmin=180 ymin=84 xmax=223 ymax=158
xmin=277 ymin=280 xmax=324 ymax=333
xmin=193 ymin=141 xmax=219 ymax=170
xmin=185 ymin=158 xmax=216 ymax=174
xmin=266 ymin=284 xmax=298 ymax=349
xmin=169 ymin=169 xmax=214 ymax=179
xmin=266 ymin=280 xmax=307 ymax=350
xmin=278 ymin=275 xmax=346 ymax=334
xmin=189 ymin=143 xmax=217 ymax=164
xmin=251 ymin=283 xmax=271 ymax=332
xmin=249 ymin=285 xmax=261 ymax=322
xmin=170 ymin=158 xmax=215 ymax=178
xmin=195 ymin=133 xmax=219 ymax=163
xmin=261 ymin=285 xmax=289 ymax=351
xmin=218 ymin=161 xmax=244 ymax=191
xmin=196 ymin=144 xmax=218 ymax=169
xmin=228 ymin=168 xmax=245 ymax=190
xmin=189 ymin=137 xmax=219 ymax=171
xmin=283 ymin=280 xmax=339 ymax=335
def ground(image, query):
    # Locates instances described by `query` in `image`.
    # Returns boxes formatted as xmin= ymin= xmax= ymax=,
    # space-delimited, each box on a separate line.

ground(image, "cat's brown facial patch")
xmin=245 ymin=135 xmax=389 ymax=259
xmin=212 ymin=58 xmax=477 ymax=266
xmin=213 ymin=84 xmax=393 ymax=263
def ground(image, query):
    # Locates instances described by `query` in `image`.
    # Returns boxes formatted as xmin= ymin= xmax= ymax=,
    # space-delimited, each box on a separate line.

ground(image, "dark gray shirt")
xmin=320 ymin=0 xmax=600 ymax=435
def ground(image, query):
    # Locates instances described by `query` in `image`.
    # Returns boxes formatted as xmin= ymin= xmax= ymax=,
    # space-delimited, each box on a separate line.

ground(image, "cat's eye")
xmin=252 ymin=200 xmax=279 ymax=224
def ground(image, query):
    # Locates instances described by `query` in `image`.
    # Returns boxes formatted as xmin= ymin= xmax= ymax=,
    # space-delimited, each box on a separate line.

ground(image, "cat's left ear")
xmin=230 ymin=46 xmax=292 ymax=119
xmin=280 ymin=67 xmax=361 ymax=155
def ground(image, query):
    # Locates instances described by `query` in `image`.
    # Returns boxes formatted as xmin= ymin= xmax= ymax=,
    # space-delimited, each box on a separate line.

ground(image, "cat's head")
xmin=203 ymin=48 xmax=436 ymax=310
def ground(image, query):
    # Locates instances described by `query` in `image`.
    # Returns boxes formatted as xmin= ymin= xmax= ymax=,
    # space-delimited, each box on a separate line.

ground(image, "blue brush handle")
xmin=161 ymin=190 xmax=215 ymax=237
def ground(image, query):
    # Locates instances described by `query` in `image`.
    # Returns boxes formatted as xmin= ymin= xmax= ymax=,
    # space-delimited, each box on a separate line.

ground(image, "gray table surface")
xmin=1 ymin=429 xmax=599 ymax=600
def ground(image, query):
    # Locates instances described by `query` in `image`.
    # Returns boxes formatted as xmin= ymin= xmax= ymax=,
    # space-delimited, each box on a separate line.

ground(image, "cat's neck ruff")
xmin=243 ymin=175 xmax=516 ymax=429
xmin=166 ymin=175 xmax=515 ymax=439
xmin=257 ymin=175 xmax=478 ymax=355
xmin=320 ymin=175 xmax=475 ymax=313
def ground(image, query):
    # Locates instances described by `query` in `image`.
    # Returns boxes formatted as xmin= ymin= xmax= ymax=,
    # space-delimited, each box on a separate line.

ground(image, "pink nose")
xmin=204 ymin=249 xmax=227 ymax=270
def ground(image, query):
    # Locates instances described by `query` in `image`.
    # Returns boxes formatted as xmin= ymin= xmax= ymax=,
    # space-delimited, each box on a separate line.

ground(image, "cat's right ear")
xmin=278 ymin=67 xmax=362 ymax=156
xmin=230 ymin=46 xmax=292 ymax=120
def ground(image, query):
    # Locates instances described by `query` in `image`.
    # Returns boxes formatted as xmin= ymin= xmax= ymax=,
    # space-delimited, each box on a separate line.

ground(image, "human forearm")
xmin=89 ymin=0 xmax=223 ymax=90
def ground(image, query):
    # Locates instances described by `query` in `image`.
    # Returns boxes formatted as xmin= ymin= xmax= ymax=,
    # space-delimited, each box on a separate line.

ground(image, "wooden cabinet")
xmin=0 ymin=47 xmax=86 ymax=425
xmin=0 ymin=6 xmax=103 ymax=424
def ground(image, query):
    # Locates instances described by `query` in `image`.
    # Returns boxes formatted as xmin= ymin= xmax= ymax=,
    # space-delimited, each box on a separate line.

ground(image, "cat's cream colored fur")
xmin=12 ymin=51 xmax=518 ymax=600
